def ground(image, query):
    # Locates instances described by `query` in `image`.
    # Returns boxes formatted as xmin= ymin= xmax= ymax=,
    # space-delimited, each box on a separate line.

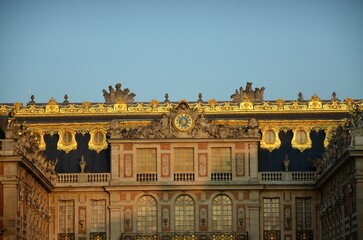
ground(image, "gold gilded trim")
xmin=260 ymin=127 xmax=281 ymax=152
xmin=45 ymin=98 xmax=59 ymax=113
xmin=2 ymin=98 xmax=362 ymax=117
xmin=308 ymin=94 xmax=323 ymax=109
xmin=32 ymin=130 xmax=46 ymax=151
xmin=88 ymin=128 xmax=108 ymax=153
xmin=57 ymin=129 xmax=77 ymax=153
xmin=291 ymin=127 xmax=312 ymax=152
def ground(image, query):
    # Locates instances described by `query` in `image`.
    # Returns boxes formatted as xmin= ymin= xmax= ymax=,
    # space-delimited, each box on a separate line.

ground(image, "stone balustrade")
xmin=55 ymin=171 xmax=316 ymax=186
xmin=174 ymin=172 xmax=195 ymax=181
xmin=211 ymin=172 xmax=233 ymax=181
xmin=57 ymin=173 xmax=110 ymax=186
xmin=259 ymin=171 xmax=316 ymax=183
xmin=136 ymin=172 xmax=158 ymax=182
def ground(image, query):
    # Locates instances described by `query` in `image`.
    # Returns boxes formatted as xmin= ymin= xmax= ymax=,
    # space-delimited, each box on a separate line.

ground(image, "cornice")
xmin=1 ymin=98 xmax=361 ymax=117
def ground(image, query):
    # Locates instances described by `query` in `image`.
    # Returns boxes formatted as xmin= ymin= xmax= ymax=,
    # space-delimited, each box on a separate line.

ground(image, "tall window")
xmin=137 ymin=148 xmax=157 ymax=172
xmin=59 ymin=200 xmax=74 ymax=234
xmin=137 ymin=195 xmax=157 ymax=233
xmin=174 ymin=148 xmax=194 ymax=172
xmin=211 ymin=147 xmax=231 ymax=172
xmin=175 ymin=195 xmax=195 ymax=232
xmin=212 ymin=195 xmax=232 ymax=232
xmin=90 ymin=200 xmax=106 ymax=233
xmin=263 ymin=198 xmax=280 ymax=231
xmin=296 ymin=197 xmax=312 ymax=231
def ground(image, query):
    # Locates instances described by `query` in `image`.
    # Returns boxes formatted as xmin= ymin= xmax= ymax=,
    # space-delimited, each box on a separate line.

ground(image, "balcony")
xmin=258 ymin=172 xmax=315 ymax=184
xmin=211 ymin=172 xmax=232 ymax=181
xmin=57 ymin=173 xmax=110 ymax=187
xmin=174 ymin=172 xmax=195 ymax=181
xmin=137 ymin=173 xmax=158 ymax=182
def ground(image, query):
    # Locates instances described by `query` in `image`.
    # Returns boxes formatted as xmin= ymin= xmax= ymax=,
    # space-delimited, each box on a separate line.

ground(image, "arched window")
xmin=137 ymin=195 xmax=157 ymax=233
xmin=174 ymin=194 xmax=195 ymax=232
xmin=212 ymin=195 xmax=232 ymax=232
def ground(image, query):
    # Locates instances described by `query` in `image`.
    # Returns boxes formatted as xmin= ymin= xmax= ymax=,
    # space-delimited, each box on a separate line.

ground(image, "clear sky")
xmin=0 ymin=0 xmax=362 ymax=104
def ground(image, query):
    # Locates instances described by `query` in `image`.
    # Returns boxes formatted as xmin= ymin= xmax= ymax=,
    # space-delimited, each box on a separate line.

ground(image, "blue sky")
xmin=1 ymin=0 xmax=362 ymax=104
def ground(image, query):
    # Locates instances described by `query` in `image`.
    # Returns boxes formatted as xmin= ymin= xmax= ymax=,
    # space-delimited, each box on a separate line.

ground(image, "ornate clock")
xmin=174 ymin=113 xmax=194 ymax=132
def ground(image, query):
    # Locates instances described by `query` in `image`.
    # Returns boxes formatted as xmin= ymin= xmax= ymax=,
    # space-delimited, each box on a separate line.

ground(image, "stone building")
xmin=0 ymin=83 xmax=362 ymax=240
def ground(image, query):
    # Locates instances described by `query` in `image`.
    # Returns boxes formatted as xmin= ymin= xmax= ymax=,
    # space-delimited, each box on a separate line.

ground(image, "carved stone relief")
xmin=236 ymin=153 xmax=244 ymax=176
xmin=198 ymin=154 xmax=207 ymax=177
xmin=161 ymin=154 xmax=170 ymax=177
xmin=124 ymin=154 xmax=133 ymax=178
xmin=108 ymin=101 xmax=261 ymax=139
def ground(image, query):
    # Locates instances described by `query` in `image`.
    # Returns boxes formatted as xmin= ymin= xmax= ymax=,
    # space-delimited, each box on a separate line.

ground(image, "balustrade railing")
xmin=291 ymin=172 xmax=315 ymax=181
xmin=137 ymin=173 xmax=158 ymax=182
xmin=57 ymin=173 xmax=109 ymax=185
xmin=174 ymin=172 xmax=195 ymax=181
xmin=121 ymin=232 xmax=248 ymax=240
xmin=58 ymin=174 xmax=79 ymax=183
xmin=211 ymin=172 xmax=232 ymax=181
xmin=259 ymin=172 xmax=315 ymax=183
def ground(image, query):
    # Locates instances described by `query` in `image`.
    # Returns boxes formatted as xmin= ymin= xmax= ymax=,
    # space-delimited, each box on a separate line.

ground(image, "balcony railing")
xmin=259 ymin=172 xmax=315 ymax=183
xmin=137 ymin=173 xmax=158 ymax=182
xmin=57 ymin=173 xmax=110 ymax=186
xmin=174 ymin=172 xmax=195 ymax=181
xmin=121 ymin=232 xmax=248 ymax=240
xmin=211 ymin=172 xmax=232 ymax=181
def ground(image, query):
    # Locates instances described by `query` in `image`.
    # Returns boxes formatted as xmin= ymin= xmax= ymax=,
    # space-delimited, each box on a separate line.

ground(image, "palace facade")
xmin=0 ymin=83 xmax=362 ymax=240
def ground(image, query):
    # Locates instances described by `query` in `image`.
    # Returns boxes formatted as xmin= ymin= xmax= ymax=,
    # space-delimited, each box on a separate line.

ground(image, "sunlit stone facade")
xmin=0 ymin=83 xmax=362 ymax=240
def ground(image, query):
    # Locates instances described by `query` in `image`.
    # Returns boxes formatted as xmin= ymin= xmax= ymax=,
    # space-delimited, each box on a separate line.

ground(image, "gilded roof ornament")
xmin=102 ymin=83 xmax=136 ymax=103
xmin=231 ymin=82 xmax=265 ymax=102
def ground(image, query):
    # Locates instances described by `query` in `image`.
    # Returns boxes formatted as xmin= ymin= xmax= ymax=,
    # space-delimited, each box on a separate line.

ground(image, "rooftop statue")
xmin=230 ymin=82 xmax=265 ymax=102
xmin=102 ymin=83 xmax=136 ymax=103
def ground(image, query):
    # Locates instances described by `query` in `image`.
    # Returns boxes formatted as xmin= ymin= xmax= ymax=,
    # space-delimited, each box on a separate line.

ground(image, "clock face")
xmin=174 ymin=113 xmax=193 ymax=131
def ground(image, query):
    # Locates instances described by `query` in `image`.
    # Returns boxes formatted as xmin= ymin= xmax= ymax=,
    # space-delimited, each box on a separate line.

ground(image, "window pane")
xmin=59 ymin=200 xmax=74 ymax=233
xmin=212 ymin=195 xmax=232 ymax=232
xmin=296 ymin=197 xmax=312 ymax=231
xmin=137 ymin=148 xmax=157 ymax=172
xmin=263 ymin=198 xmax=280 ymax=231
xmin=212 ymin=148 xmax=231 ymax=172
xmin=174 ymin=148 xmax=194 ymax=172
xmin=137 ymin=195 xmax=157 ymax=233
xmin=174 ymin=195 xmax=195 ymax=232
xmin=90 ymin=200 xmax=106 ymax=232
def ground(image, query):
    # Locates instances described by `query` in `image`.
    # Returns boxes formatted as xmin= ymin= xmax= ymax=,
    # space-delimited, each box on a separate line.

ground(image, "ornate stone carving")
xmin=161 ymin=154 xmax=169 ymax=177
xmin=10 ymin=122 xmax=58 ymax=182
xmin=102 ymin=83 xmax=136 ymax=103
xmin=124 ymin=154 xmax=132 ymax=177
xmin=236 ymin=153 xmax=244 ymax=176
xmin=199 ymin=154 xmax=207 ymax=177
xmin=108 ymin=102 xmax=261 ymax=139
xmin=230 ymin=82 xmax=265 ymax=102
